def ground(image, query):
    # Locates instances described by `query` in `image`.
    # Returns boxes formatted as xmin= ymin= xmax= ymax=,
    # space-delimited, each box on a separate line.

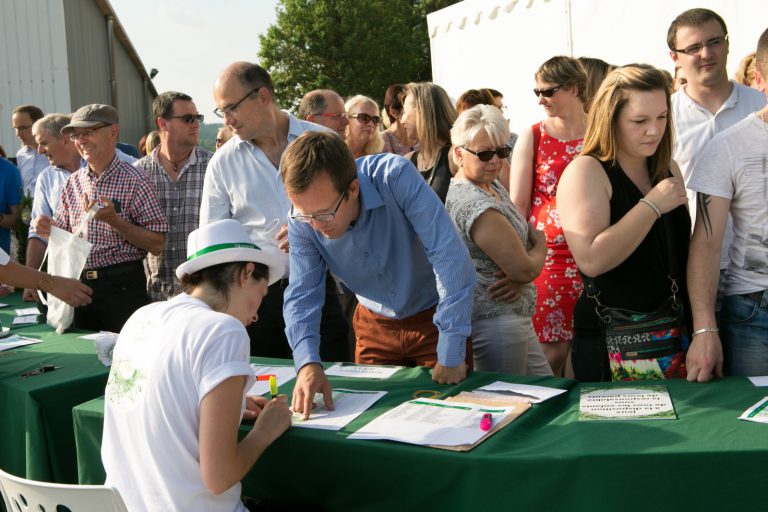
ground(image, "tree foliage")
xmin=258 ymin=0 xmax=459 ymax=111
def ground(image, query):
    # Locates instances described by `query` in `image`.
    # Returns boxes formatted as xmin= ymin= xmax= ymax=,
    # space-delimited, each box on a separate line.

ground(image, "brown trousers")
xmin=353 ymin=304 xmax=472 ymax=368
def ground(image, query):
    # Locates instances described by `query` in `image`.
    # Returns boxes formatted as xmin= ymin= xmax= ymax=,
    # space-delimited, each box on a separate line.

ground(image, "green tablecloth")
xmin=75 ymin=358 xmax=768 ymax=511
xmin=0 ymin=293 xmax=108 ymax=484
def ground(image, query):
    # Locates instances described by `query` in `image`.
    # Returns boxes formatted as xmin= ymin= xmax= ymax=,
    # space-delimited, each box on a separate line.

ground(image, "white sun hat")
xmin=176 ymin=219 xmax=284 ymax=285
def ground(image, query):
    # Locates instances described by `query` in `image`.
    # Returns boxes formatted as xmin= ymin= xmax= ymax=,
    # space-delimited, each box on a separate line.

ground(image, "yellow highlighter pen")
xmin=269 ymin=375 xmax=278 ymax=400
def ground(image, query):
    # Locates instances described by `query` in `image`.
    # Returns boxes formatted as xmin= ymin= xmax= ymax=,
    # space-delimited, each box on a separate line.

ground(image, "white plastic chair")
xmin=0 ymin=467 xmax=129 ymax=512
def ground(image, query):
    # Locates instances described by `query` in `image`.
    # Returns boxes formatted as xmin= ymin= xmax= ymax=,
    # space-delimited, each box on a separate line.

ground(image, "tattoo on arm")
xmin=697 ymin=193 xmax=713 ymax=237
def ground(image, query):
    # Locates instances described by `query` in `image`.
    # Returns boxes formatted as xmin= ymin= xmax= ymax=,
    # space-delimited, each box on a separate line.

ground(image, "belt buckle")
xmin=86 ymin=270 xmax=98 ymax=280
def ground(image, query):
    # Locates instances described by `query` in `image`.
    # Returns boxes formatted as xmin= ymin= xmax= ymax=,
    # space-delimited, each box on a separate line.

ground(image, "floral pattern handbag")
xmin=585 ymin=215 xmax=689 ymax=381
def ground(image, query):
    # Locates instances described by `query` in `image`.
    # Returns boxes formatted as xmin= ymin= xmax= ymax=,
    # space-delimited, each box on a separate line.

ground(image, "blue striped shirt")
xmin=284 ymin=153 xmax=476 ymax=369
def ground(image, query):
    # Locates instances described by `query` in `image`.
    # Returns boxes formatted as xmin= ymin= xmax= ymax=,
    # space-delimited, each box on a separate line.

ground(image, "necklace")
xmin=161 ymin=149 xmax=192 ymax=174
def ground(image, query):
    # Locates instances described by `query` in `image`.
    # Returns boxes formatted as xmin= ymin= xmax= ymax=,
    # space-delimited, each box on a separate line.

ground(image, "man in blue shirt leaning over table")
xmin=282 ymin=131 xmax=476 ymax=418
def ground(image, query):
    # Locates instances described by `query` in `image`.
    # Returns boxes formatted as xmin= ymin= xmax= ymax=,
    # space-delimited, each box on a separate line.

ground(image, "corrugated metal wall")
xmin=62 ymin=0 xmax=112 ymax=107
xmin=0 ymin=0 xmax=71 ymax=157
xmin=62 ymin=0 xmax=153 ymax=150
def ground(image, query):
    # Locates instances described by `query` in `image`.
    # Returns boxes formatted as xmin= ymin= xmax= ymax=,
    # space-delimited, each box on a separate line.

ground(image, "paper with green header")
xmin=348 ymin=398 xmax=518 ymax=446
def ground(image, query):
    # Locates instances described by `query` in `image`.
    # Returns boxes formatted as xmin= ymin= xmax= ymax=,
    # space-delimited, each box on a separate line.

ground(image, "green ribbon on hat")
xmin=186 ymin=242 xmax=261 ymax=261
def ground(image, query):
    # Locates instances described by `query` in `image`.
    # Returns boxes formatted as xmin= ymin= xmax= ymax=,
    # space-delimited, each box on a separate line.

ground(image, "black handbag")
xmin=585 ymin=215 xmax=689 ymax=381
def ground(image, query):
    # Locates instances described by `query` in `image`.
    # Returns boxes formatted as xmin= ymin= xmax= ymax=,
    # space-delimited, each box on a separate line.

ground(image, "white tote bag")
xmin=39 ymin=214 xmax=93 ymax=333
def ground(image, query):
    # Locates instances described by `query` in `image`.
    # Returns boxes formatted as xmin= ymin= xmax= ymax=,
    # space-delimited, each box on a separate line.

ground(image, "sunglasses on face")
xmin=166 ymin=113 xmax=204 ymax=124
xmin=533 ymin=85 xmax=563 ymax=98
xmin=349 ymin=113 xmax=381 ymax=125
xmin=462 ymin=145 xmax=512 ymax=162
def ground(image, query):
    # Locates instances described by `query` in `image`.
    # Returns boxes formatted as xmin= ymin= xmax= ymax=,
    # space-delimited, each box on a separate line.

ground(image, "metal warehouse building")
xmin=0 ymin=0 xmax=157 ymax=155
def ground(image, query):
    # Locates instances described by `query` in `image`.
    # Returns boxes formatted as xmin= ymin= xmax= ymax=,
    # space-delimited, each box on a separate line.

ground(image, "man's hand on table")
xmin=22 ymin=288 xmax=38 ymax=302
xmin=292 ymin=363 xmax=334 ymax=420
xmin=432 ymin=363 xmax=468 ymax=384
xmin=686 ymin=331 xmax=724 ymax=382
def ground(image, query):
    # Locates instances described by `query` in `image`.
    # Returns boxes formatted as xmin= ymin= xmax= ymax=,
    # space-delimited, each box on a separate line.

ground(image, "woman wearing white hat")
xmin=101 ymin=219 xmax=291 ymax=512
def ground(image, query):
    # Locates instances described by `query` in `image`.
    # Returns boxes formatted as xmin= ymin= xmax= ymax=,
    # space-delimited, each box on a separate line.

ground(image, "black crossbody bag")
xmin=585 ymin=215 xmax=690 ymax=381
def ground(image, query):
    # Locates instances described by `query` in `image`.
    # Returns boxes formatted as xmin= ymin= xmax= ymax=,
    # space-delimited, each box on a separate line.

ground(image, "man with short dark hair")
xmin=687 ymin=28 xmax=768 ymax=382
xmin=281 ymin=132 xmax=476 ymax=418
xmin=135 ymin=91 xmax=212 ymax=301
xmin=297 ymin=89 xmax=349 ymax=138
xmin=668 ymin=8 xmax=765 ymax=280
xmin=22 ymin=114 xmax=82 ymax=301
xmin=34 ymin=104 xmax=167 ymax=332
xmin=11 ymin=104 xmax=48 ymax=196
xmin=201 ymin=62 xmax=349 ymax=360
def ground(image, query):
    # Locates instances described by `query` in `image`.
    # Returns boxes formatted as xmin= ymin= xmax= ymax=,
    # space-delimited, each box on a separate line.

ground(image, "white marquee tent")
xmin=428 ymin=0 xmax=768 ymax=132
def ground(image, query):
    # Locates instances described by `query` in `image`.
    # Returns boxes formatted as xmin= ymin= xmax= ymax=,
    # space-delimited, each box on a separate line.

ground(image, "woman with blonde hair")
xmin=345 ymin=95 xmax=384 ymax=159
xmin=446 ymin=105 xmax=551 ymax=375
xmin=556 ymin=65 xmax=691 ymax=381
xmin=401 ymin=82 xmax=457 ymax=203
xmin=509 ymin=55 xmax=588 ymax=376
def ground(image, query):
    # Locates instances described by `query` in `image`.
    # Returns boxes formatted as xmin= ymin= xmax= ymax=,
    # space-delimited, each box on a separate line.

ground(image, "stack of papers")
xmin=740 ymin=397 xmax=768 ymax=423
xmin=324 ymin=363 xmax=402 ymax=379
xmin=292 ymin=389 xmax=386 ymax=430
xmin=476 ymin=381 xmax=568 ymax=403
xmin=13 ymin=307 xmax=41 ymax=325
xmin=348 ymin=398 xmax=525 ymax=447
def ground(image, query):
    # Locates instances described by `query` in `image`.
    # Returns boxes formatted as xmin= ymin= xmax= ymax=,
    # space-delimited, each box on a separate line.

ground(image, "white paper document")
xmin=78 ymin=331 xmax=118 ymax=340
xmin=324 ymin=363 xmax=403 ymax=379
xmin=477 ymin=381 xmax=568 ymax=403
xmin=748 ymin=376 xmax=768 ymax=387
xmin=15 ymin=307 xmax=41 ymax=316
xmin=348 ymin=398 xmax=517 ymax=446
xmin=0 ymin=335 xmax=42 ymax=352
xmin=579 ymin=386 xmax=676 ymax=420
xmin=12 ymin=315 xmax=39 ymax=325
xmin=739 ymin=396 xmax=768 ymax=423
xmin=0 ymin=303 xmax=9 ymax=308
xmin=247 ymin=365 xmax=297 ymax=396
xmin=292 ymin=389 xmax=386 ymax=430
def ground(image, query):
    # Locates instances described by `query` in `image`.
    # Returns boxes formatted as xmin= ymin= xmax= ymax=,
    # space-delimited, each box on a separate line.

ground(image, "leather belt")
xmin=82 ymin=260 xmax=143 ymax=281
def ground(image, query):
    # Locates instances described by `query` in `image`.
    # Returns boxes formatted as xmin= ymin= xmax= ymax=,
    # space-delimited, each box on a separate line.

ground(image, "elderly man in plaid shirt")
xmin=135 ymin=91 xmax=212 ymax=301
xmin=35 ymin=104 xmax=167 ymax=332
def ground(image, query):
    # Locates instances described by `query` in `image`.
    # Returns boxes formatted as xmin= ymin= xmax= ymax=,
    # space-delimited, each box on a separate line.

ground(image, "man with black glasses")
xmin=201 ymin=61 xmax=349 ymax=360
xmin=34 ymin=104 xmax=167 ymax=332
xmin=135 ymin=91 xmax=212 ymax=301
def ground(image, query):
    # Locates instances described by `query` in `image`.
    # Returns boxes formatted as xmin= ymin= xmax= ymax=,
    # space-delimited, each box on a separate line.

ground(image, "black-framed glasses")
xmin=290 ymin=192 xmax=346 ymax=223
xmin=674 ymin=35 xmax=728 ymax=56
xmin=213 ymin=87 xmax=261 ymax=118
xmin=533 ymin=85 xmax=563 ymax=98
xmin=349 ymin=113 xmax=381 ymax=125
xmin=66 ymin=124 xmax=111 ymax=142
xmin=166 ymin=113 xmax=204 ymax=124
xmin=461 ymin=145 xmax=512 ymax=162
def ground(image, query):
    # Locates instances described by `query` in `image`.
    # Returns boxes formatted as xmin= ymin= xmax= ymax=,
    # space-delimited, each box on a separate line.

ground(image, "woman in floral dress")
xmin=509 ymin=56 xmax=587 ymax=376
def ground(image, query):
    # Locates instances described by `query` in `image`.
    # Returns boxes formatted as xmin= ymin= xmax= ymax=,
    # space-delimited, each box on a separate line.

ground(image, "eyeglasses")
xmin=213 ymin=87 xmax=261 ymax=118
xmin=67 ymin=124 xmax=110 ymax=142
xmin=673 ymin=35 xmax=728 ymax=56
xmin=166 ymin=113 xmax=204 ymax=124
xmin=315 ymin=112 xmax=348 ymax=120
xmin=461 ymin=145 xmax=512 ymax=162
xmin=533 ymin=85 xmax=563 ymax=98
xmin=290 ymin=192 xmax=346 ymax=223
xmin=349 ymin=113 xmax=381 ymax=125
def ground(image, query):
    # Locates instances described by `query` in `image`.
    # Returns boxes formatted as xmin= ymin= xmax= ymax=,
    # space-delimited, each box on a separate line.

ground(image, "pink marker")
xmin=480 ymin=413 xmax=492 ymax=431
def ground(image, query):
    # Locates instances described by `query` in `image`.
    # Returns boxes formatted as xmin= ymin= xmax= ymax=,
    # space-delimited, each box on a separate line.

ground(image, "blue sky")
xmin=110 ymin=0 xmax=279 ymax=123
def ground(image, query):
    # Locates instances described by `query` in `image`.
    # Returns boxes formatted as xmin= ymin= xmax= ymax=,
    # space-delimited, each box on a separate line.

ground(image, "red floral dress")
xmin=529 ymin=122 xmax=583 ymax=343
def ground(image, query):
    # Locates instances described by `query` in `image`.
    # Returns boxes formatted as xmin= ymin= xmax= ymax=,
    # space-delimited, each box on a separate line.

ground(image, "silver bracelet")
xmin=638 ymin=198 xmax=662 ymax=219
xmin=691 ymin=327 xmax=719 ymax=338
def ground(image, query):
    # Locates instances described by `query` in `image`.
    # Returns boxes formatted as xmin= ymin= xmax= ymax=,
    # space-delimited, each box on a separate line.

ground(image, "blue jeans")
xmin=720 ymin=292 xmax=768 ymax=376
